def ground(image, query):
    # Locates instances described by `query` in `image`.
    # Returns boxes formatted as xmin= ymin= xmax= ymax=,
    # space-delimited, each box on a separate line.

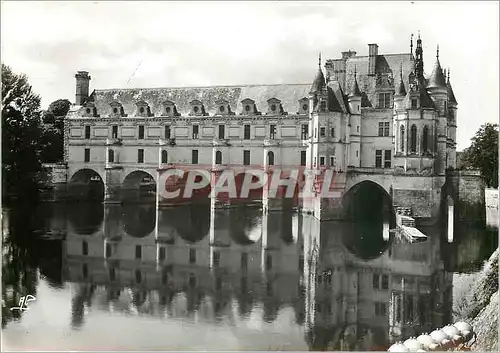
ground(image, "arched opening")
xmin=267 ymin=151 xmax=275 ymax=166
xmin=410 ymin=124 xmax=417 ymax=153
xmin=215 ymin=151 xmax=222 ymax=165
xmin=69 ymin=169 xmax=105 ymax=201
xmin=122 ymin=203 xmax=156 ymax=238
xmin=422 ymin=125 xmax=429 ymax=153
xmin=122 ymin=171 xmax=156 ymax=203
xmin=341 ymin=181 xmax=395 ymax=260
xmin=161 ymin=150 xmax=168 ymax=164
xmin=400 ymin=125 xmax=405 ymax=152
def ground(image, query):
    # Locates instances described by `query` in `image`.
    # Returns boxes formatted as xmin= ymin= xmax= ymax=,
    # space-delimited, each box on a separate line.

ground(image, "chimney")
xmin=368 ymin=44 xmax=378 ymax=76
xmin=342 ymin=50 xmax=357 ymax=60
xmin=75 ymin=71 xmax=91 ymax=106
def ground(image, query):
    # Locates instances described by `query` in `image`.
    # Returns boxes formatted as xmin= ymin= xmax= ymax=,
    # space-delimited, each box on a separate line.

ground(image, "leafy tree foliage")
xmin=40 ymin=99 xmax=71 ymax=163
xmin=2 ymin=64 xmax=43 ymax=202
xmin=461 ymin=123 xmax=499 ymax=188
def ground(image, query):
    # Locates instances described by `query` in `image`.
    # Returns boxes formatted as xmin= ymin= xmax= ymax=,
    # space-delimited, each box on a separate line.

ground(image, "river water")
xmin=1 ymin=202 xmax=497 ymax=351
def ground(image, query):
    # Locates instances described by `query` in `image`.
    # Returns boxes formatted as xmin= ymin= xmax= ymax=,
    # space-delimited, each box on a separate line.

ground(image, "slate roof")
xmin=427 ymin=57 xmax=447 ymax=89
xmin=447 ymin=80 xmax=458 ymax=105
xmin=78 ymin=84 xmax=313 ymax=117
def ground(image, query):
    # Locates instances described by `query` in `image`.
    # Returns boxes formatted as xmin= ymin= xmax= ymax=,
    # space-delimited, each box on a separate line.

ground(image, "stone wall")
xmin=445 ymin=170 xmax=486 ymax=225
xmin=40 ymin=163 xmax=69 ymax=201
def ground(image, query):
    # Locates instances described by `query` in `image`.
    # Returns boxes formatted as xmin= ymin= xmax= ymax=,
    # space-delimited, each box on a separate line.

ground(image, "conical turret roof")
xmin=396 ymin=65 xmax=406 ymax=96
xmin=427 ymin=48 xmax=447 ymax=89
xmin=447 ymin=75 xmax=457 ymax=105
xmin=310 ymin=53 xmax=325 ymax=94
xmin=349 ymin=70 xmax=362 ymax=97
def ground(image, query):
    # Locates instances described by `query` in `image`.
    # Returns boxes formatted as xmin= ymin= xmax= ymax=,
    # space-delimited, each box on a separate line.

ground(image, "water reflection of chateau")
xmin=48 ymin=202 xmax=452 ymax=350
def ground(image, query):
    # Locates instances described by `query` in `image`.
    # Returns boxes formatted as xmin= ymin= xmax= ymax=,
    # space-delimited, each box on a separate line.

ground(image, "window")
xmin=135 ymin=245 xmax=142 ymax=259
xmin=112 ymin=125 xmax=118 ymax=139
xmin=192 ymin=150 xmax=198 ymax=164
xmin=422 ymin=125 xmax=429 ymax=152
xmin=384 ymin=150 xmax=391 ymax=168
xmin=300 ymin=151 xmax=306 ymax=166
xmin=218 ymin=125 xmax=225 ymax=139
xmin=138 ymin=125 xmax=145 ymax=139
xmin=189 ymin=273 xmax=196 ymax=287
xmin=85 ymin=126 xmax=91 ymax=139
xmin=105 ymin=243 xmax=111 ymax=258
xmin=320 ymin=127 xmax=326 ymax=137
xmin=82 ymin=264 xmax=88 ymax=278
xmin=137 ymin=149 xmax=144 ymax=163
xmin=266 ymin=254 xmax=272 ymax=270
xmin=411 ymin=98 xmax=418 ymax=109
xmin=243 ymin=150 xmax=250 ymax=166
xmin=192 ymin=125 xmax=199 ymax=139
xmin=244 ymin=125 xmax=251 ymax=140
xmin=135 ymin=270 xmax=142 ymax=283
xmin=382 ymin=274 xmax=389 ymax=289
xmin=410 ymin=124 xmax=417 ymax=153
xmin=313 ymin=156 xmax=317 ymax=167
xmin=320 ymin=101 xmax=327 ymax=111
xmin=378 ymin=92 xmax=391 ymax=108
xmin=161 ymin=150 xmax=168 ymax=164
xmin=82 ymin=241 xmax=88 ymax=255
xmin=375 ymin=302 xmax=387 ymax=316
xmin=301 ymin=124 xmax=308 ymax=139
xmin=189 ymin=249 xmax=196 ymax=264
xmin=241 ymin=253 xmax=248 ymax=270
xmin=373 ymin=274 xmax=380 ymax=289
xmin=159 ymin=247 xmax=166 ymax=261
xmin=357 ymin=125 xmax=360 ymax=133
xmin=331 ymin=127 xmax=335 ymax=138
xmin=108 ymin=149 xmax=114 ymax=163
xmin=400 ymin=125 xmax=405 ymax=152
xmin=378 ymin=122 xmax=390 ymax=137
xmin=330 ymin=156 xmax=336 ymax=167
xmin=270 ymin=124 xmax=276 ymax=139
xmin=267 ymin=151 xmax=275 ymax=166
xmin=314 ymin=128 xmax=317 ymax=138
xmin=356 ymin=150 xmax=359 ymax=157
xmin=215 ymin=151 xmax=222 ymax=165
xmin=320 ymin=156 xmax=325 ymax=166
xmin=213 ymin=251 xmax=220 ymax=267
xmin=219 ymin=105 xmax=225 ymax=113
xmin=375 ymin=150 xmax=382 ymax=168
xmin=165 ymin=125 xmax=171 ymax=139
xmin=109 ymin=267 xmax=115 ymax=281
xmin=84 ymin=148 xmax=90 ymax=163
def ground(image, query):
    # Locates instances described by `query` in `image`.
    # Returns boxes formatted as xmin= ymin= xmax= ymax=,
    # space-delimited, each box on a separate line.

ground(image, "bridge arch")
xmin=68 ymin=168 xmax=105 ymax=201
xmin=122 ymin=170 xmax=156 ymax=202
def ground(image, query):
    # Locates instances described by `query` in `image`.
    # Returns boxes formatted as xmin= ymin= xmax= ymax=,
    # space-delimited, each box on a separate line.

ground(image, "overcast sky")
xmin=2 ymin=1 xmax=498 ymax=150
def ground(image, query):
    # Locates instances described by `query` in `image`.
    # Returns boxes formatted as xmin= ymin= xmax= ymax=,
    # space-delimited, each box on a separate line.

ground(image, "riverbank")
xmin=455 ymin=247 xmax=498 ymax=351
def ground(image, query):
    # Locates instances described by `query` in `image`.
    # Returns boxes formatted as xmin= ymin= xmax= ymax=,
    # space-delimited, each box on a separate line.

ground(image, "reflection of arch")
xmin=122 ymin=170 xmax=156 ymax=202
xmin=163 ymin=203 xmax=211 ymax=243
xmin=342 ymin=181 xmax=395 ymax=260
xmin=69 ymin=169 xmax=105 ymax=201
xmin=410 ymin=124 xmax=417 ymax=153
xmin=229 ymin=206 xmax=262 ymax=245
xmin=67 ymin=203 xmax=104 ymax=235
xmin=267 ymin=151 xmax=275 ymax=166
xmin=122 ymin=204 xmax=156 ymax=238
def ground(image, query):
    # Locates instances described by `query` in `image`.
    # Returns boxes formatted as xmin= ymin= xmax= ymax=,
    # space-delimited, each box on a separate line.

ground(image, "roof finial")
xmin=447 ymin=68 xmax=450 ymax=83
xmin=436 ymin=44 xmax=439 ymax=58
xmin=410 ymin=33 xmax=414 ymax=55
xmin=318 ymin=52 xmax=321 ymax=68
xmin=400 ymin=62 xmax=404 ymax=77
xmin=354 ymin=64 xmax=357 ymax=77
xmin=418 ymin=30 xmax=421 ymax=40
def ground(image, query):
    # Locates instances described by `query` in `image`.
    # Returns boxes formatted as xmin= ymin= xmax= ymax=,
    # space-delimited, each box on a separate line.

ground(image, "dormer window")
xmin=411 ymin=98 xmax=419 ymax=109
xmin=378 ymin=92 xmax=392 ymax=109
xmin=136 ymin=100 xmax=151 ymax=117
xmin=189 ymin=100 xmax=207 ymax=116
xmin=163 ymin=100 xmax=180 ymax=117
xmin=83 ymin=102 xmax=98 ymax=117
xmin=241 ymin=98 xmax=260 ymax=115
xmin=266 ymin=98 xmax=286 ymax=115
xmin=110 ymin=101 xmax=125 ymax=117
xmin=215 ymin=99 xmax=234 ymax=116
xmin=298 ymin=97 xmax=309 ymax=114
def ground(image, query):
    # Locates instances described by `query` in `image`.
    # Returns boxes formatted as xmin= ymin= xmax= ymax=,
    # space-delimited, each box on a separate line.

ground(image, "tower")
xmin=426 ymin=45 xmax=448 ymax=117
xmin=446 ymin=70 xmax=458 ymax=169
xmin=348 ymin=67 xmax=362 ymax=167
xmin=75 ymin=71 xmax=91 ymax=106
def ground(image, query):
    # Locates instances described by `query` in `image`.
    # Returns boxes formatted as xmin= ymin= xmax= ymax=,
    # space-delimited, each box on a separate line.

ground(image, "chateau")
xmin=54 ymin=35 xmax=484 ymax=224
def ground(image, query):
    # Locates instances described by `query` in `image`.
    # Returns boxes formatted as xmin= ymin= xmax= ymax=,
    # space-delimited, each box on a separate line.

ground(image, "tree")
xmin=40 ymin=99 xmax=71 ymax=163
xmin=461 ymin=123 xmax=499 ymax=188
xmin=2 ymin=64 xmax=44 ymax=202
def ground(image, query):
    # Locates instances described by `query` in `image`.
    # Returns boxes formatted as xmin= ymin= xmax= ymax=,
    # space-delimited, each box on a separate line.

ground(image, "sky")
xmin=1 ymin=1 xmax=498 ymax=150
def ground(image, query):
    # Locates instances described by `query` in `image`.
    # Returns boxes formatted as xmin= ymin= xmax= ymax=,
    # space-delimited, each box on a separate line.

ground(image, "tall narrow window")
xmin=161 ymin=150 xmax=168 ymax=164
xmin=378 ymin=122 xmax=384 ymax=137
xmin=192 ymin=150 xmax=198 ymax=164
xmin=330 ymin=156 xmax=336 ymax=168
xmin=320 ymin=156 xmax=325 ymax=166
xmin=85 ymin=126 xmax=91 ymax=139
xmin=189 ymin=249 xmax=196 ymax=264
xmin=192 ymin=124 xmax=199 ymax=139
xmin=400 ymin=125 xmax=405 ymax=152
xmin=300 ymin=151 xmax=306 ymax=166
xmin=135 ymin=270 xmax=142 ymax=283
xmin=108 ymin=149 xmax=114 ymax=163
xmin=422 ymin=125 xmax=429 ymax=153
xmin=105 ymin=243 xmax=111 ymax=258
xmin=375 ymin=150 xmax=383 ymax=168
xmin=379 ymin=93 xmax=391 ymax=108
xmin=135 ymin=245 xmax=142 ymax=259
xmin=82 ymin=241 xmax=88 ymax=256
xmin=384 ymin=150 xmax=392 ymax=168
xmin=82 ymin=264 xmax=88 ymax=279
xmin=138 ymin=125 xmax=145 ymax=139
xmin=213 ymin=251 xmax=220 ymax=268
xmin=138 ymin=149 xmax=144 ymax=163
xmin=215 ymin=151 xmax=222 ymax=165
xmin=243 ymin=150 xmax=250 ymax=166
xmin=84 ymin=148 xmax=90 ymax=163
xmin=301 ymin=124 xmax=308 ymax=139
xmin=218 ymin=125 xmax=225 ymax=139
xmin=244 ymin=125 xmax=251 ymax=140
xmin=410 ymin=124 xmax=417 ymax=153
xmin=165 ymin=125 xmax=171 ymax=139
xmin=330 ymin=127 xmax=335 ymax=138
xmin=267 ymin=151 xmax=275 ymax=166
xmin=320 ymin=127 xmax=326 ymax=137
xmin=109 ymin=267 xmax=115 ymax=281
xmin=384 ymin=122 xmax=390 ymax=136
xmin=270 ymin=124 xmax=276 ymax=139
xmin=112 ymin=125 xmax=118 ymax=139
xmin=159 ymin=247 xmax=166 ymax=261
xmin=411 ymin=98 xmax=418 ymax=109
